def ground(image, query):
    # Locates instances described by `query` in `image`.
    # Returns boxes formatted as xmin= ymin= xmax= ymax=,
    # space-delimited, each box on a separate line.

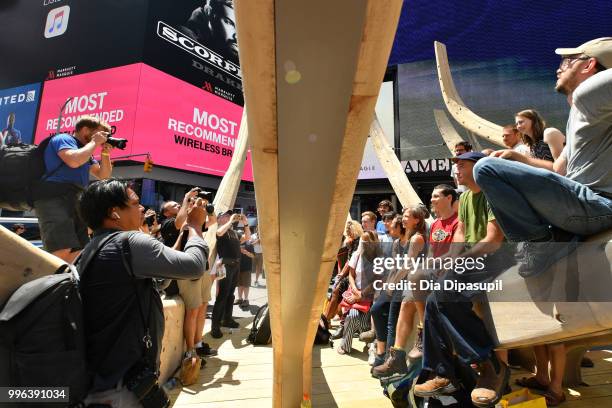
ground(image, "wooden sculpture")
xmin=233 ymin=0 xmax=403 ymax=406
xmin=434 ymin=41 xmax=506 ymax=146
xmin=0 ymin=226 xmax=65 ymax=305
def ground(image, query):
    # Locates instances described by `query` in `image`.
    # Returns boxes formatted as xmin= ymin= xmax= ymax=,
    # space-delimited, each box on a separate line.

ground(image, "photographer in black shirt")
xmin=211 ymin=210 xmax=250 ymax=338
xmin=77 ymin=179 xmax=209 ymax=407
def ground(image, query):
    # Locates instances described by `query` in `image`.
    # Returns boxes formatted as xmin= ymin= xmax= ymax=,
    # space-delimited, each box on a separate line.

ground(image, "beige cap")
xmin=555 ymin=37 xmax=612 ymax=69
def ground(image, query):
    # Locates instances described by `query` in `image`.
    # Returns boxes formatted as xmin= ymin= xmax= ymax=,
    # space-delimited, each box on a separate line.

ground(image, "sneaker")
xmin=331 ymin=326 xmax=344 ymax=340
xmin=413 ymin=376 xmax=457 ymax=397
xmin=471 ymin=359 xmax=510 ymax=408
xmin=196 ymin=343 xmax=218 ymax=357
xmin=517 ymin=232 xmax=580 ymax=278
xmin=370 ymin=353 xmax=386 ymax=376
xmin=222 ymin=319 xmax=240 ymax=329
xmin=407 ymin=325 xmax=423 ymax=360
xmin=233 ymin=299 xmax=244 ymax=305
xmin=367 ymin=343 xmax=377 ymax=366
xmin=211 ymin=326 xmax=223 ymax=339
xmin=359 ymin=329 xmax=376 ymax=343
xmin=371 ymin=347 xmax=408 ymax=380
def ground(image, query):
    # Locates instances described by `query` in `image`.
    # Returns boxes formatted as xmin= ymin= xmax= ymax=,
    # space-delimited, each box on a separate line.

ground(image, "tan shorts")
xmin=177 ymin=274 xmax=213 ymax=309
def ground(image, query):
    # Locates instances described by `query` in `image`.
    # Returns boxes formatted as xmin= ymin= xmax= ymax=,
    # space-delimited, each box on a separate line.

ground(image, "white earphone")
xmin=112 ymin=212 xmax=121 ymax=220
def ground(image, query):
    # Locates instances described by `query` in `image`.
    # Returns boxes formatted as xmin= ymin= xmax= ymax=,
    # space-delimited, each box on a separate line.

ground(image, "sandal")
xmin=337 ymin=346 xmax=349 ymax=355
xmin=543 ymin=390 xmax=566 ymax=406
xmin=515 ymin=376 xmax=549 ymax=392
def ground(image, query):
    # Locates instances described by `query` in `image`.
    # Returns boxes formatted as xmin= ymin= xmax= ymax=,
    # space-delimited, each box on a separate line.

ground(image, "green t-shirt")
xmin=458 ymin=190 xmax=495 ymax=244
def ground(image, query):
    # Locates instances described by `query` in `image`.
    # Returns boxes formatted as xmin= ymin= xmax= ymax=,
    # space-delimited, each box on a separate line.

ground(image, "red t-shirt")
xmin=429 ymin=213 xmax=458 ymax=258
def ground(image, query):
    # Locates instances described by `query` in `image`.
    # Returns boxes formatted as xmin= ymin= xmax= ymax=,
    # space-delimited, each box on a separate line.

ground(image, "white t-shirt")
xmin=512 ymin=142 xmax=531 ymax=156
xmin=250 ymin=232 xmax=262 ymax=253
xmin=348 ymin=250 xmax=362 ymax=289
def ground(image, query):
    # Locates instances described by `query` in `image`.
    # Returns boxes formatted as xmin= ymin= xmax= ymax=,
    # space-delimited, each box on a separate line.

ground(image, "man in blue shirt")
xmin=34 ymin=116 xmax=114 ymax=263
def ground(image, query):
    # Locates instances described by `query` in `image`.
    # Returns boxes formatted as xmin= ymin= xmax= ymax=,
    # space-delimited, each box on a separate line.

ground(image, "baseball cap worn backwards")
xmin=555 ymin=37 xmax=612 ymax=69
xmin=451 ymin=151 xmax=487 ymax=163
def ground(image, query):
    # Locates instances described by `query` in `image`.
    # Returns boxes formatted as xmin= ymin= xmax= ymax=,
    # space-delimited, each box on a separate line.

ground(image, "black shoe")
xmin=222 ymin=319 xmax=240 ymax=329
xmin=211 ymin=326 xmax=223 ymax=338
xmin=517 ymin=233 xmax=580 ymax=278
xmin=196 ymin=343 xmax=218 ymax=357
xmin=233 ymin=299 xmax=244 ymax=305
xmin=239 ymin=300 xmax=250 ymax=310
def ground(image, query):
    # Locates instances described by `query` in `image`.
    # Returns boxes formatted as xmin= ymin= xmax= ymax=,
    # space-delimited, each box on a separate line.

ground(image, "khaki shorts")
xmin=177 ymin=274 xmax=213 ymax=310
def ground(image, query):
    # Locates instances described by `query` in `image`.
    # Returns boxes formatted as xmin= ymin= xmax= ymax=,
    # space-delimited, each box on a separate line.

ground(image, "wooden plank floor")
xmin=167 ymin=276 xmax=612 ymax=407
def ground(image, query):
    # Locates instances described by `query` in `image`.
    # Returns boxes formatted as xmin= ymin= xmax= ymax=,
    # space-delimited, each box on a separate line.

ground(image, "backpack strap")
xmin=75 ymin=231 xmax=124 ymax=280
xmin=118 ymin=232 xmax=156 ymax=367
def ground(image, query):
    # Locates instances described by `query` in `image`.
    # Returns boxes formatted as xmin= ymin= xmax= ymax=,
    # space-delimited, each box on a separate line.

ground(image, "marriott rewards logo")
xmin=156 ymin=21 xmax=241 ymax=81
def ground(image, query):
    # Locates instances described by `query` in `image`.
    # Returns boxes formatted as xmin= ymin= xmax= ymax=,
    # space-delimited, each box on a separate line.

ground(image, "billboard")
xmin=144 ymin=0 xmax=243 ymax=105
xmin=0 ymin=83 xmax=42 ymax=146
xmin=0 ymin=0 xmax=147 ymax=89
xmin=358 ymin=81 xmax=395 ymax=179
xmin=34 ymin=63 xmax=252 ymax=181
xmin=133 ymin=64 xmax=251 ymax=180
xmin=34 ymin=64 xmax=141 ymax=149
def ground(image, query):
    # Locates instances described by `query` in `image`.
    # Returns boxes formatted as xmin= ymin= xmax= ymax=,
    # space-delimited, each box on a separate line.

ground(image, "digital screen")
xmin=0 ymin=83 xmax=41 ymax=145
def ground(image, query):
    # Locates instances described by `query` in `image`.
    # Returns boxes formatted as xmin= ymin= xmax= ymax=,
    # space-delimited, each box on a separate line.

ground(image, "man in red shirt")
xmin=429 ymin=184 xmax=459 ymax=258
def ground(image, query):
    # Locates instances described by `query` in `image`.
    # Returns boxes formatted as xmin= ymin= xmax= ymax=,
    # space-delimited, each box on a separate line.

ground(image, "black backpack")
xmin=0 ymin=136 xmax=62 ymax=211
xmin=247 ymin=303 xmax=271 ymax=345
xmin=0 ymin=265 xmax=89 ymax=407
xmin=314 ymin=314 xmax=332 ymax=346
xmin=0 ymin=233 xmax=119 ymax=406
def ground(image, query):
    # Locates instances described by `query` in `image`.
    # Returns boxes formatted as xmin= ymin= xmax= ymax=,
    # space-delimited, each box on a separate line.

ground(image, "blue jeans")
xmin=371 ymin=294 xmax=401 ymax=347
xmin=473 ymin=157 xmax=612 ymax=241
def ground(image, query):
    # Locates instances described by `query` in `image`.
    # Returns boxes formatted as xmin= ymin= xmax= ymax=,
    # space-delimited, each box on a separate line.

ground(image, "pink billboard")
xmin=35 ymin=63 xmax=252 ymax=181
xmin=134 ymin=64 xmax=252 ymax=180
xmin=34 ymin=64 xmax=140 ymax=152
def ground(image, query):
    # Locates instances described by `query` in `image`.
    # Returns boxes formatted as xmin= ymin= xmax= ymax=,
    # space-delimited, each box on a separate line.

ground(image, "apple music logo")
xmin=44 ymin=6 xmax=70 ymax=38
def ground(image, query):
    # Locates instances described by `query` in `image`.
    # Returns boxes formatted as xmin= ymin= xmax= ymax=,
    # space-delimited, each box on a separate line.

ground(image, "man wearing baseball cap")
xmin=474 ymin=37 xmax=612 ymax=278
xmin=415 ymin=151 xmax=511 ymax=407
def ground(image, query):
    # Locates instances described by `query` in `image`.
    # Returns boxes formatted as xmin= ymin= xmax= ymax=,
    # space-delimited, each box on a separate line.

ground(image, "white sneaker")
xmin=368 ymin=342 xmax=377 ymax=366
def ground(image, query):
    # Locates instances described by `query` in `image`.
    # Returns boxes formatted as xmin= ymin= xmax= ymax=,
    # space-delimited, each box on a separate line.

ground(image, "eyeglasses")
xmin=558 ymin=56 xmax=590 ymax=71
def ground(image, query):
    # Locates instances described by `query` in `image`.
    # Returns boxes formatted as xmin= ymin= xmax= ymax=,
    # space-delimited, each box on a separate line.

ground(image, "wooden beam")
xmin=433 ymin=108 xmax=465 ymax=154
xmin=234 ymin=1 xmax=403 ymax=406
xmin=0 ymin=225 xmax=65 ymax=305
xmin=369 ymin=114 xmax=423 ymax=207
xmin=203 ymin=109 xmax=249 ymax=260
xmin=434 ymin=41 xmax=505 ymax=147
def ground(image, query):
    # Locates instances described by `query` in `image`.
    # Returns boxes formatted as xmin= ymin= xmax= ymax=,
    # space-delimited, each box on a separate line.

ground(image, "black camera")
xmin=107 ymin=136 xmax=128 ymax=150
xmin=195 ymin=189 xmax=215 ymax=214
xmin=145 ymin=212 xmax=156 ymax=227
xmin=125 ymin=363 xmax=158 ymax=401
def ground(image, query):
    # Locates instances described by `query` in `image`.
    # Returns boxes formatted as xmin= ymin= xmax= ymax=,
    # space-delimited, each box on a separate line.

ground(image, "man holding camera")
xmin=160 ymin=189 xmax=218 ymax=359
xmin=211 ymin=210 xmax=250 ymax=338
xmin=77 ymin=179 xmax=209 ymax=407
xmin=34 ymin=115 xmax=114 ymax=263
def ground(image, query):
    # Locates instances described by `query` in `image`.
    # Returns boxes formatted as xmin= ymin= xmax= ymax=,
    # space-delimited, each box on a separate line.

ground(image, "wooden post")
xmin=234 ymin=1 xmax=403 ymax=406
xmin=0 ymin=225 xmax=65 ymax=305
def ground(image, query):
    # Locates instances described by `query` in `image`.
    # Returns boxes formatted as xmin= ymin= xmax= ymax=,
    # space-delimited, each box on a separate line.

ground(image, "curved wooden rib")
xmin=433 ymin=108 xmax=466 ymax=153
xmin=234 ymin=0 xmax=403 ymax=406
xmin=203 ymin=109 xmax=249 ymax=257
xmin=0 ymin=226 xmax=65 ymax=305
xmin=434 ymin=41 xmax=505 ymax=147
xmin=369 ymin=114 xmax=423 ymax=207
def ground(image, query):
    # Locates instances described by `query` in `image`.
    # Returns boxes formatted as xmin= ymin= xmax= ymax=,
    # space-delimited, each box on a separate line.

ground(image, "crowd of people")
xmin=326 ymin=37 xmax=612 ymax=407
xmin=3 ymin=37 xmax=610 ymax=407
